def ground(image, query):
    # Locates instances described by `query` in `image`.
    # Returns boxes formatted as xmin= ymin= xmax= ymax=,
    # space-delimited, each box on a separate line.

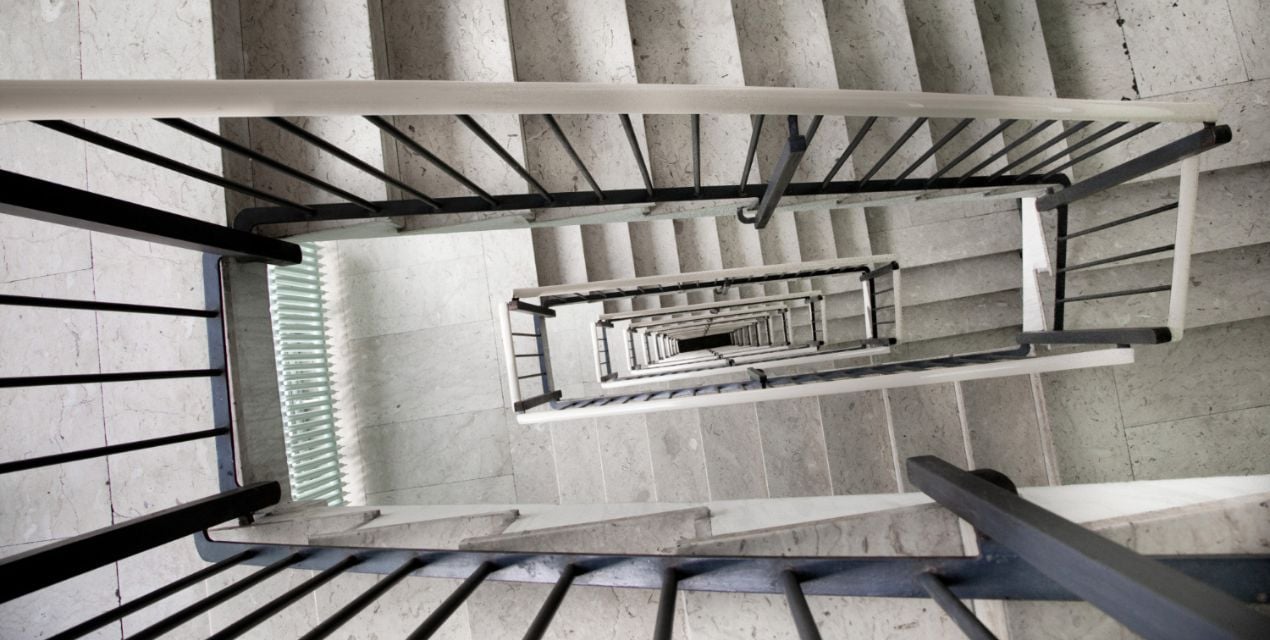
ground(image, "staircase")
xmin=1 ymin=0 xmax=1268 ymax=638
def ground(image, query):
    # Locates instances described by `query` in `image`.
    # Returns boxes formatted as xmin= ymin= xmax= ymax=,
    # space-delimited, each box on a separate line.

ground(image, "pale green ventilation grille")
xmin=267 ymin=242 xmax=345 ymax=505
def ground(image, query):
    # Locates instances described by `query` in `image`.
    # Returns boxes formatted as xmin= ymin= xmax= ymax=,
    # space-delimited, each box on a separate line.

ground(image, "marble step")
xmin=805 ymin=289 xmax=1022 ymax=345
xmin=973 ymin=0 xmax=1066 ymax=165
xmin=509 ymin=0 xmax=645 ymax=309
xmin=372 ymin=0 xmax=527 ymax=233
xmin=960 ymin=375 xmax=1053 ymax=487
xmin=817 ymin=251 xmax=1023 ymax=323
xmin=628 ymin=0 xmax=748 ymax=306
xmin=675 ymin=502 xmax=964 ymax=555
xmin=905 ymin=0 xmax=1010 ymax=174
xmin=459 ymin=506 xmax=711 ymax=553
xmin=1035 ymin=3 xmax=1268 ymax=183
xmin=215 ymin=0 xmax=391 ymax=238
xmin=731 ymin=0 xmax=843 ymax=282
xmin=209 ymin=506 xmax=382 ymax=544
xmin=870 ymin=205 xmax=1021 ymax=267
xmin=311 ymin=509 xmax=520 ymax=549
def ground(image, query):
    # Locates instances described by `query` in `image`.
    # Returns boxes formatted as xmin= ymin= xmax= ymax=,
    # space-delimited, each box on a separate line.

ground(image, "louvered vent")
xmin=267 ymin=242 xmax=345 ymax=505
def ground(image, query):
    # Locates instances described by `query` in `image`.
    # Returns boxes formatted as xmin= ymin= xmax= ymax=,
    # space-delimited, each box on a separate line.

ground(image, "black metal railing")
xmin=3 ymin=454 xmax=1265 ymax=639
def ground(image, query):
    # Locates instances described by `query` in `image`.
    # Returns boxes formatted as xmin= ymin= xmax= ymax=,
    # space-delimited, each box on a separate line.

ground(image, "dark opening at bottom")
xmin=678 ymin=333 xmax=733 ymax=353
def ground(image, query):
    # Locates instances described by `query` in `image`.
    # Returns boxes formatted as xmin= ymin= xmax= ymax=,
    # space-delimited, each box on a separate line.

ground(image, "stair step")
xmin=906 ymin=0 xmax=1009 ymax=174
xmin=961 ymin=375 xmax=1053 ymax=487
xmin=870 ymin=206 xmax=1021 ymax=267
xmin=676 ymin=502 xmax=963 ymax=555
xmin=819 ymin=390 xmax=902 ymax=494
xmin=887 ymin=383 xmax=969 ymax=491
xmin=459 ymin=506 xmax=711 ymax=554
xmin=753 ymin=398 xmax=834 ymax=498
xmin=210 ymin=507 xmax=381 ymax=544
xmin=311 ymin=509 xmax=519 ymax=549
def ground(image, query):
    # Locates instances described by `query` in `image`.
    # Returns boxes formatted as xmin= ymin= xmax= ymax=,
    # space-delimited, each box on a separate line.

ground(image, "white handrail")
xmin=0 ymin=80 xmax=1218 ymax=122
xmin=1168 ymin=157 xmax=1200 ymax=341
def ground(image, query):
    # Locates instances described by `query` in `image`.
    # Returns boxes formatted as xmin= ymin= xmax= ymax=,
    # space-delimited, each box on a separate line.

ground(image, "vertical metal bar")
xmin=857 ymin=117 xmax=928 ymax=186
xmin=209 ymin=555 xmax=363 ymax=640
xmin=534 ymin=314 xmax=555 ymax=395
xmin=498 ymin=302 xmax=523 ymax=407
xmin=0 ymin=427 xmax=229 ymax=474
xmin=1010 ymin=121 xmax=1127 ymax=182
xmin=620 ymin=114 xmax=655 ymax=199
xmin=691 ymin=113 xmax=702 ymax=197
xmin=408 ymin=561 xmax=498 ymax=639
xmin=365 ymin=115 xmax=498 ymax=205
xmin=923 ymin=119 xmax=1016 ymax=186
xmin=803 ymin=115 xmax=824 ymax=145
xmin=820 ymin=115 xmax=876 ymax=189
xmin=1040 ymin=121 xmax=1161 ymax=182
xmin=989 ymin=120 xmax=1093 ymax=180
xmin=752 ymin=116 xmax=808 ymax=228
xmin=780 ymin=570 xmax=823 ymax=640
xmin=204 ymin=254 xmax=238 ymax=493
xmin=457 ymin=114 xmax=553 ymax=204
xmin=915 ymin=572 xmax=999 ymax=640
xmin=739 ymin=114 xmax=765 ymax=194
xmin=892 ymin=117 xmax=973 ymax=184
xmin=48 ymin=550 xmax=256 ymax=640
xmin=956 ymin=120 xmax=1056 ymax=183
xmin=299 ymin=556 xmax=425 ymax=640
xmin=654 ymin=567 xmax=680 ymax=640
xmin=542 ymin=114 xmax=605 ymax=201
xmin=130 ymin=553 xmax=304 ymax=640
xmin=264 ymin=116 xmax=442 ymax=209
xmin=524 ymin=564 xmax=579 ymax=640
xmin=33 ymin=120 xmax=314 ymax=213
xmin=1053 ymin=204 xmax=1068 ymax=331
xmin=808 ymin=296 xmax=819 ymax=344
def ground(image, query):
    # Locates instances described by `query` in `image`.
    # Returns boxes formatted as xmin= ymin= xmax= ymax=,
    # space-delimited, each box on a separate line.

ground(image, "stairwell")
xmin=1 ymin=0 xmax=1268 ymax=637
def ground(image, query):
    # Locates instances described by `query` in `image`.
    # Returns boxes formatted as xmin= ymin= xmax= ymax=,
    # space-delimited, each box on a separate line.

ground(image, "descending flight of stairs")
xmin=200 ymin=0 xmax=1270 ymax=637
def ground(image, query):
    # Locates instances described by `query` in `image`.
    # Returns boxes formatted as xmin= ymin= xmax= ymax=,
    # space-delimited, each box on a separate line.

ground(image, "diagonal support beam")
xmin=748 ymin=117 xmax=808 ymax=229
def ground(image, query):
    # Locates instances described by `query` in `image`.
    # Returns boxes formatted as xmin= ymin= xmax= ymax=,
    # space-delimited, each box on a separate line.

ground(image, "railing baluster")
xmin=739 ymin=114 xmax=765 ymax=194
xmin=923 ymin=119 xmax=1016 ymax=186
xmin=819 ymin=115 xmax=876 ymax=189
xmin=407 ymin=561 xmax=498 ymax=639
xmin=130 ymin=553 xmax=305 ymax=640
xmin=1040 ymin=121 xmax=1160 ymax=182
xmin=620 ymin=114 xmax=655 ymax=199
xmin=1012 ymin=120 xmax=1127 ymax=182
xmin=956 ymin=119 xmax=1056 ymax=183
xmin=691 ymin=113 xmax=702 ymax=198
xmin=299 ymin=556 xmax=425 ymax=640
xmin=1060 ymin=202 xmax=1178 ymax=240
xmin=524 ymin=564 xmax=580 ymax=640
xmin=265 ymin=116 xmax=442 ymax=210
xmin=915 ymin=572 xmax=999 ymax=640
xmin=33 ymin=120 xmax=314 ymax=213
xmin=891 ymin=117 xmax=973 ymax=184
xmin=457 ymin=114 xmax=553 ymax=205
xmin=0 ymin=427 xmax=229 ymax=474
xmin=542 ymin=114 xmax=604 ymax=201
xmin=1057 ymin=244 xmax=1174 ymax=273
xmin=209 ymin=555 xmax=363 ymax=640
xmin=857 ymin=117 xmax=928 ymax=187
xmin=365 ymin=115 xmax=499 ymax=206
xmin=0 ymin=368 xmax=222 ymax=389
xmin=989 ymin=120 xmax=1093 ymax=180
xmin=653 ymin=567 xmax=680 ymax=639
xmin=0 ymin=293 xmax=217 ymax=318
xmin=1055 ymin=284 xmax=1170 ymax=304
xmin=48 ymin=550 xmax=257 ymax=640
xmin=779 ymin=570 xmax=823 ymax=640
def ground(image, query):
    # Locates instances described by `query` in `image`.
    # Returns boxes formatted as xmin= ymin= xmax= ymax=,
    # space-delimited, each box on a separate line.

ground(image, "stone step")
xmin=886 ymin=383 xmax=969 ymax=491
xmin=627 ymin=0 xmax=747 ymax=306
xmin=906 ymin=0 xmax=1009 ymax=174
xmin=870 ymin=206 xmax=1021 ymax=268
xmin=810 ymin=289 xmax=1022 ymax=345
xmin=960 ymin=375 xmax=1054 ymax=487
xmin=676 ymin=502 xmax=963 ymax=555
xmin=508 ymin=0 xmax=645 ymax=310
xmin=730 ymin=0 xmax=845 ymax=293
xmin=217 ymin=1 xmax=390 ymax=238
xmin=311 ymin=509 xmax=519 ymax=548
xmin=818 ymin=391 xmax=902 ymax=494
xmin=459 ymin=506 xmax=711 ymax=553
xmin=209 ymin=506 xmax=381 ymax=544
